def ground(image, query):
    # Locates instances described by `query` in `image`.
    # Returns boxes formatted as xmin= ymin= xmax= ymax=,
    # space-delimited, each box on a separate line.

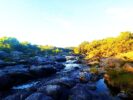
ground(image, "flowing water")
xmin=12 ymin=56 xmax=81 ymax=90
xmin=12 ymin=81 xmax=39 ymax=90
xmin=96 ymin=79 xmax=110 ymax=93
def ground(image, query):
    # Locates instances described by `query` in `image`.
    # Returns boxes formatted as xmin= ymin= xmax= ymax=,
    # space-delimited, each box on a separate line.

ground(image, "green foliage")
xmin=74 ymin=32 xmax=133 ymax=61
xmin=117 ymin=31 xmax=133 ymax=40
xmin=90 ymin=67 xmax=98 ymax=74
xmin=52 ymin=48 xmax=62 ymax=54
xmin=74 ymin=31 xmax=133 ymax=97
xmin=73 ymin=47 xmax=79 ymax=54
xmin=0 ymin=36 xmax=67 ymax=56
xmin=1 ymin=38 xmax=23 ymax=53
xmin=106 ymin=69 xmax=133 ymax=95
xmin=116 ymin=51 xmax=133 ymax=62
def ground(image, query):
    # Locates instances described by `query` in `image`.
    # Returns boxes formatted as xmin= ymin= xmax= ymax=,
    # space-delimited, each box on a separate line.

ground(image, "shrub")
xmin=105 ymin=69 xmax=133 ymax=96
xmin=90 ymin=67 xmax=98 ymax=74
xmin=74 ymin=32 xmax=133 ymax=61
xmin=116 ymin=51 xmax=133 ymax=62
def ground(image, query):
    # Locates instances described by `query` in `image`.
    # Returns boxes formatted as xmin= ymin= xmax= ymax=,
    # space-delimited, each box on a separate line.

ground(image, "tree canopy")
xmin=0 ymin=36 xmax=70 ymax=55
xmin=74 ymin=32 xmax=133 ymax=61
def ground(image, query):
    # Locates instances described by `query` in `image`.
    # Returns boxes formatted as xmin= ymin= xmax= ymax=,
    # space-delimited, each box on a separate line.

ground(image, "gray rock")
xmin=28 ymin=56 xmax=47 ymax=65
xmin=55 ymin=56 xmax=66 ymax=62
xmin=54 ymin=63 xmax=65 ymax=71
xmin=2 ymin=65 xmax=31 ymax=84
xmin=69 ymin=83 xmax=112 ymax=100
xmin=0 ymin=51 xmax=9 ymax=59
xmin=0 ymin=71 xmax=13 ymax=90
xmin=45 ymin=77 xmax=76 ymax=88
xmin=10 ymin=51 xmax=23 ymax=61
xmin=69 ymin=84 xmax=92 ymax=100
xmin=117 ymin=92 xmax=128 ymax=99
xmin=86 ymin=83 xmax=97 ymax=90
xmin=73 ymin=60 xmax=82 ymax=64
xmin=38 ymin=85 xmax=63 ymax=99
xmin=66 ymin=56 xmax=76 ymax=60
xmin=0 ymin=61 xmax=17 ymax=67
xmin=0 ymin=60 xmax=5 ymax=65
xmin=90 ymin=73 xmax=100 ymax=82
xmin=3 ymin=65 xmax=29 ymax=74
xmin=29 ymin=65 xmax=56 ymax=77
xmin=25 ymin=92 xmax=53 ymax=100
xmin=79 ymin=72 xmax=91 ymax=83
xmin=0 ymin=60 xmax=5 ymax=67
xmin=3 ymin=91 xmax=32 ymax=100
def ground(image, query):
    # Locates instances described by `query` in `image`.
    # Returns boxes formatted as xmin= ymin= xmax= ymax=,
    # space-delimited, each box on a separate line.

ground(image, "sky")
xmin=0 ymin=0 xmax=133 ymax=47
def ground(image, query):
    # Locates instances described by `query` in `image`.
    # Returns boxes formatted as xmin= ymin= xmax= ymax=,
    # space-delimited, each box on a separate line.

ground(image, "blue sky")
xmin=0 ymin=0 xmax=133 ymax=47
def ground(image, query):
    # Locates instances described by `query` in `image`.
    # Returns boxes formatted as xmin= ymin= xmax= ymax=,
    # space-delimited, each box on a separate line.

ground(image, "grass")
xmin=106 ymin=69 xmax=133 ymax=96
xmin=90 ymin=67 xmax=98 ymax=74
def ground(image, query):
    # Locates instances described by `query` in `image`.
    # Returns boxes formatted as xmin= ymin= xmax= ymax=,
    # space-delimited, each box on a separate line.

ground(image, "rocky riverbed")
xmin=0 ymin=55 xmax=122 ymax=100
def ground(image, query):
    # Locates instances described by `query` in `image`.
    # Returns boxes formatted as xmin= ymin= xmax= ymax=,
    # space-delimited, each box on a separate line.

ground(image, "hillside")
xmin=74 ymin=31 xmax=133 ymax=99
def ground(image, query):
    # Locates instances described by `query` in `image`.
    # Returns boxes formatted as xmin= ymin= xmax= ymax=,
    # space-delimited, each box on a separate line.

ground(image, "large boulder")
xmin=117 ymin=92 xmax=128 ymax=99
xmin=3 ymin=65 xmax=31 ymax=84
xmin=0 ymin=65 xmax=30 ymax=90
xmin=25 ymin=92 xmax=53 ymax=100
xmin=10 ymin=51 xmax=23 ymax=61
xmin=0 ymin=71 xmax=13 ymax=90
xmin=3 ymin=65 xmax=29 ymax=74
xmin=90 ymin=73 xmax=101 ymax=82
xmin=28 ymin=56 xmax=48 ymax=65
xmin=79 ymin=72 xmax=91 ymax=83
xmin=73 ymin=60 xmax=82 ymax=64
xmin=99 ymin=57 xmax=125 ymax=68
xmin=123 ymin=63 xmax=133 ymax=72
xmin=17 ymin=59 xmax=29 ymax=64
xmin=3 ymin=91 xmax=32 ymax=100
xmin=55 ymin=56 xmax=66 ymax=62
xmin=69 ymin=83 xmax=112 ymax=100
xmin=29 ymin=65 xmax=56 ymax=77
xmin=0 ymin=51 xmax=9 ymax=59
xmin=66 ymin=56 xmax=77 ymax=60
xmin=45 ymin=77 xmax=76 ymax=88
xmin=54 ymin=63 xmax=65 ymax=71
xmin=69 ymin=84 xmax=92 ymax=100
xmin=5 ymin=62 xmax=17 ymax=66
xmin=0 ymin=61 xmax=17 ymax=67
xmin=38 ymin=85 xmax=64 ymax=100
xmin=0 ymin=59 xmax=5 ymax=67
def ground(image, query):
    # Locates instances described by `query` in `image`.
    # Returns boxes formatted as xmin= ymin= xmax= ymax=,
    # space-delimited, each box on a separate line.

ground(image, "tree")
xmin=118 ymin=31 xmax=133 ymax=40
xmin=75 ymin=32 xmax=133 ymax=60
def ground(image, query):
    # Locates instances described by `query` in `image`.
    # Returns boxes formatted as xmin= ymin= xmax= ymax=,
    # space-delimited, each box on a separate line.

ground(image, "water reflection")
xmin=12 ymin=81 xmax=38 ymax=89
xmin=96 ymin=79 xmax=109 ymax=93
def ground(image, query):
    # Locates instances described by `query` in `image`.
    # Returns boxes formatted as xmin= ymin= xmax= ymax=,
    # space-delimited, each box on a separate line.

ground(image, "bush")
xmin=74 ymin=32 xmax=133 ymax=61
xmin=0 ymin=37 xmax=67 ymax=56
xmin=90 ymin=67 xmax=98 ymax=74
xmin=116 ymin=51 xmax=133 ymax=62
xmin=105 ymin=69 xmax=133 ymax=96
